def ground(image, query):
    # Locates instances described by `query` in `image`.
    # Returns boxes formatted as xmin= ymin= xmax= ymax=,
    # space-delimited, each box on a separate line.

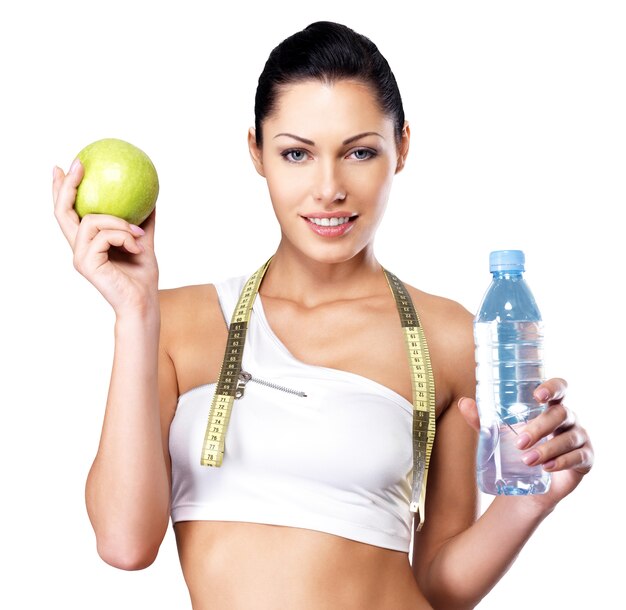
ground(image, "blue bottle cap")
xmin=489 ymin=250 xmax=525 ymax=272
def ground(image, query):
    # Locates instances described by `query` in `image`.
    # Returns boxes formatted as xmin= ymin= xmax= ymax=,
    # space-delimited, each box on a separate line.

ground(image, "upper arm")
xmin=411 ymin=303 xmax=479 ymax=585
xmin=157 ymin=288 xmax=181 ymax=489
xmin=156 ymin=283 xmax=226 ymax=488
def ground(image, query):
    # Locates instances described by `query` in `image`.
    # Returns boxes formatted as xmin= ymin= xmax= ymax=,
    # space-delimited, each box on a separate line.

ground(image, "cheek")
xmin=265 ymin=166 xmax=308 ymax=211
xmin=346 ymin=162 xmax=394 ymax=200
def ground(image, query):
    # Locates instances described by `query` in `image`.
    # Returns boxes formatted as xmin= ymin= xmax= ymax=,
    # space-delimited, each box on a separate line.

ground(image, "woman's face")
xmin=248 ymin=79 xmax=409 ymax=266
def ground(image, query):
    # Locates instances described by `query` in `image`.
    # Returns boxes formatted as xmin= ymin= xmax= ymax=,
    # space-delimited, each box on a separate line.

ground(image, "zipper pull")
xmin=235 ymin=370 xmax=253 ymax=399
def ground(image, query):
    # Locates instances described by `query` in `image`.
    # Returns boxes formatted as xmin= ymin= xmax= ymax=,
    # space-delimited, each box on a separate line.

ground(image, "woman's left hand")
xmin=459 ymin=377 xmax=594 ymax=511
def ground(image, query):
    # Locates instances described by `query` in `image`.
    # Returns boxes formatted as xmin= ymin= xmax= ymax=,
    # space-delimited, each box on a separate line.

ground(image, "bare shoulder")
xmin=158 ymin=283 xmax=222 ymax=328
xmin=405 ymin=284 xmax=476 ymax=407
xmin=405 ymin=284 xmax=474 ymax=342
xmin=158 ymin=283 xmax=228 ymax=397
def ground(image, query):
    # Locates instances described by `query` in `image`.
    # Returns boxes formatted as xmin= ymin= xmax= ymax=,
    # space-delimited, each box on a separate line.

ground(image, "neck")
xmin=260 ymin=239 xmax=385 ymax=307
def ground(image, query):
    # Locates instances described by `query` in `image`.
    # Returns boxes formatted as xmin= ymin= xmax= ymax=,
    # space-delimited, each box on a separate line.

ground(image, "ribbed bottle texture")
xmin=473 ymin=250 xmax=551 ymax=495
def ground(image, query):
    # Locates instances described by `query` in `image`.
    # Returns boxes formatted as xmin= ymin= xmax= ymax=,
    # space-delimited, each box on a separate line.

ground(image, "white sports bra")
xmin=169 ymin=273 xmax=415 ymax=552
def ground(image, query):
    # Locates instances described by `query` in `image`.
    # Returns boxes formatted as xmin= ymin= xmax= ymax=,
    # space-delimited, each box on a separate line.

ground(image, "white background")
xmin=1 ymin=1 xmax=623 ymax=608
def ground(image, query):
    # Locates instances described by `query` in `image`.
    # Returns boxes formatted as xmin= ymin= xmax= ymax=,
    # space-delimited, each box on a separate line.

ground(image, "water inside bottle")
xmin=474 ymin=320 xmax=551 ymax=495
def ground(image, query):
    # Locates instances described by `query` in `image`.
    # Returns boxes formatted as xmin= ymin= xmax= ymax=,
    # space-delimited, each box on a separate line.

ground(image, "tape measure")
xmin=383 ymin=269 xmax=436 ymax=530
xmin=200 ymin=257 xmax=436 ymax=530
xmin=200 ymin=258 xmax=271 ymax=468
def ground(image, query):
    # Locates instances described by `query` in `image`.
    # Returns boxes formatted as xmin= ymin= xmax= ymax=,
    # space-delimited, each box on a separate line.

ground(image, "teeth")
xmin=308 ymin=216 xmax=351 ymax=226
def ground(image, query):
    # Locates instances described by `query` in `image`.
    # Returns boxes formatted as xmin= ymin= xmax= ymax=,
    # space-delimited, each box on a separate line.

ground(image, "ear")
xmin=395 ymin=121 xmax=410 ymax=174
xmin=248 ymin=127 xmax=266 ymax=177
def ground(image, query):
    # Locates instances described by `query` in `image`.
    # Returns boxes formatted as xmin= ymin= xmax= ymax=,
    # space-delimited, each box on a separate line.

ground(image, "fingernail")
xmin=522 ymin=450 xmax=540 ymax=465
xmin=543 ymin=459 xmax=556 ymax=471
xmin=535 ymin=388 xmax=550 ymax=402
xmin=70 ymin=158 xmax=81 ymax=173
xmin=130 ymin=224 xmax=145 ymax=235
xmin=515 ymin=432 xmax=531 ymax=449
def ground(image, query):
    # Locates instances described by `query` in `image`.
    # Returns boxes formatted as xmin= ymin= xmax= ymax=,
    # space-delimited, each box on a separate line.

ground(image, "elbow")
xmin=417 ymin=562 xmax=483 ymax=610
xmin=422 ymin=577 xmax=484 ymax=610
xmin=429 ymin=599 xmax=480 ymax=610
xmin=86 ymin=500 xmax=168 ymax=571
xmin=96 ymin=537 xmax=160 ymax=571
xmin=424 ymin=584 xmax=484 ymax=610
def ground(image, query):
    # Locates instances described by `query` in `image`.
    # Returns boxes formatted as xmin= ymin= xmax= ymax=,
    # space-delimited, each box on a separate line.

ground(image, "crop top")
xmin=169 ymin=273 xmax=415 ymax=552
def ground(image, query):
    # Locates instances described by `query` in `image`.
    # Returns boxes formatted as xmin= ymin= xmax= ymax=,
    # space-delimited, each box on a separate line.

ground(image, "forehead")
xmin=264 ymin=79 xmax=394 ymax=137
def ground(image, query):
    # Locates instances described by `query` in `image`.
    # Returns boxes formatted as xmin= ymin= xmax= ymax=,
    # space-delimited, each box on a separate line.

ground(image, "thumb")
xmin=457 ymin=397 xmax=480 ymax=432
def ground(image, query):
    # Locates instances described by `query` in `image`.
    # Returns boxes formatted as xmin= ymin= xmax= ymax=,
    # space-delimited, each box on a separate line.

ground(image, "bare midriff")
xmin=174 ymin=521 xmax=432 ymax=610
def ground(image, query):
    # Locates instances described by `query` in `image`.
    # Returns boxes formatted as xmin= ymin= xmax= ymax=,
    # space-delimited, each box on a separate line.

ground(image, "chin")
xmin=308 ymin=251 xmax=356 ymax=265
xmin=288 ymin=238 xmax=370 ymax=267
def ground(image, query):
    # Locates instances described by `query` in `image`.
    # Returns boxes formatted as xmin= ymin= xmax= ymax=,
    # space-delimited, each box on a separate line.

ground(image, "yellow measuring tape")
xmin=383 ymin=269 xmax=436 ymax=530
xmin=201 ymin=257 xmax=436 ymax=529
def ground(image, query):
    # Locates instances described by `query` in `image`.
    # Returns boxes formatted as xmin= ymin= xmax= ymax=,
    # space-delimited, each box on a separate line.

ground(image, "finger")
xmin=53 ymin=158 xmax=82 ymax=209
xmin=74 ymin=213 xmax=146 ymax=246
xmin=533 ymin=377 xmax=568 ymax=404
xmin=537 ymin=443 xmax=593 ymax=475
xmin=457 ymin=397 xmax=480 ymax=432
xmin=52 ymin=165 xmax=62 ymax=202
xmin=74 ymin=228 xmax=144 ymax=273
xmin=520 ymin=425 xmax=587 ymax=468
xmin=53 ymin=158 xmax=84 ymax=249
xmin=74 ymin=215 xmax=146 ymax=264
xmin=89 ymin=229 xmax=144 ymax=256
xmin=515 ymin=402 xmax=577 ymax=450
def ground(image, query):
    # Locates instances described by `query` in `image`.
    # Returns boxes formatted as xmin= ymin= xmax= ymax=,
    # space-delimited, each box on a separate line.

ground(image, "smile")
xmin=301 ymin=214 xmax=358 ymax=237
xmin=307 ymin=216 xmax=352 ymax=227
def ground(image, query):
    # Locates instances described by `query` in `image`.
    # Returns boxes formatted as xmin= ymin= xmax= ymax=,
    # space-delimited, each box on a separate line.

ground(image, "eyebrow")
xmin=273 ymin=131 xmax=384 ymax=145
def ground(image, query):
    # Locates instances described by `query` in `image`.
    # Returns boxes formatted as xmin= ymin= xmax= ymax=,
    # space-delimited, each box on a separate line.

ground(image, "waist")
xmin=174 ymin=521 xmax=431 ymax=610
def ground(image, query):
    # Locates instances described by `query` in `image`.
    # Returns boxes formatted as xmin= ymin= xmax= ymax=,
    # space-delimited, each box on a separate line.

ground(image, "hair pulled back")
xmin=254 ymin=21 xmax=405 ymax=147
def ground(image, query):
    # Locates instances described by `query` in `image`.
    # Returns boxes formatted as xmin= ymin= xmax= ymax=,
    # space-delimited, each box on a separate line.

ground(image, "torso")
xmin=162 ymin=273 xmax=468 ymax=610
xmin=174 ymin=521 xmax=431 ymax=610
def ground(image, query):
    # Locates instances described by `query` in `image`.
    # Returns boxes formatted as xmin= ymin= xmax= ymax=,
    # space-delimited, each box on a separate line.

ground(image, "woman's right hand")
xmin=53 ymin=158 xmax=159 ymax=318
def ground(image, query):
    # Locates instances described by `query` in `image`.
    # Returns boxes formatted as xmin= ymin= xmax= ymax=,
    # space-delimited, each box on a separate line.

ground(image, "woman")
xmin=52 ymin=21 xmax=593 ymax=610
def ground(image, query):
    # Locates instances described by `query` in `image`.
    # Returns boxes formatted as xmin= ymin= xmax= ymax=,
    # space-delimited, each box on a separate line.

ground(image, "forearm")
xmin=85 ymin=307 xmax=169 ymax=567
xmin=424 ymin=496 xmax=553 ymax=609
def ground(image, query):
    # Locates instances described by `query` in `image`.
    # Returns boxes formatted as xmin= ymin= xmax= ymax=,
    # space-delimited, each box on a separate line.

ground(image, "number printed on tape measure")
xmin=201 ymin=260 xmax=436 ymax=530
xmin=383 ymin=268 xmax=436 ymax=530
xmin=201 ymin=259 xmax=273 ymax=468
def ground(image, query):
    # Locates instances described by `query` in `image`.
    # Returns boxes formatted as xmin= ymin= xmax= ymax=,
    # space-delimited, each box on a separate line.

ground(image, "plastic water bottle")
xmin=473 ymin=250 xmax=551 ymax=495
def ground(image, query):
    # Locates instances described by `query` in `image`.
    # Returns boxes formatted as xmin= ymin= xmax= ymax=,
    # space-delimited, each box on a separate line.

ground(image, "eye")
xmin=349 ymin=148 xmax=377 ymax=161
xmin=281 ymin=149 xmax=309 ymax=163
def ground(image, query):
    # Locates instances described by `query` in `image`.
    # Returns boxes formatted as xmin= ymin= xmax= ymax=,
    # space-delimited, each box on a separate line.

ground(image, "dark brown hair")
xmin=254 ymin=21 xmax=405 ymax=147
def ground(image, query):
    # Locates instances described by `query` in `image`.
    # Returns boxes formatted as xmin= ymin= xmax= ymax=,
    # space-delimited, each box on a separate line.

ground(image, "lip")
xmin=301 ymin=214 xmax=357 ymax=237
xmin=300 ymin=212 xmax=358 ymax=219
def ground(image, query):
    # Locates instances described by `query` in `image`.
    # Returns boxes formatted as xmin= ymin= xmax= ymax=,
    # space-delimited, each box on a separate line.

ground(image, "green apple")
xmin=74 ymin=138 xmax=159 ymax=226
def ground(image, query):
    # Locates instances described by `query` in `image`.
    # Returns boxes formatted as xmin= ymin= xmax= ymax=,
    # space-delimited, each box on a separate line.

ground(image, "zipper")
xmin=235 ymin=369 xmax=307 ymax=399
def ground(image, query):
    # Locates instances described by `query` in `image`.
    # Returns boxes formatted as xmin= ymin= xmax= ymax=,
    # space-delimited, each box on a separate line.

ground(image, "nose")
xmin=312 ymin=159 xmax=346 ymax=205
